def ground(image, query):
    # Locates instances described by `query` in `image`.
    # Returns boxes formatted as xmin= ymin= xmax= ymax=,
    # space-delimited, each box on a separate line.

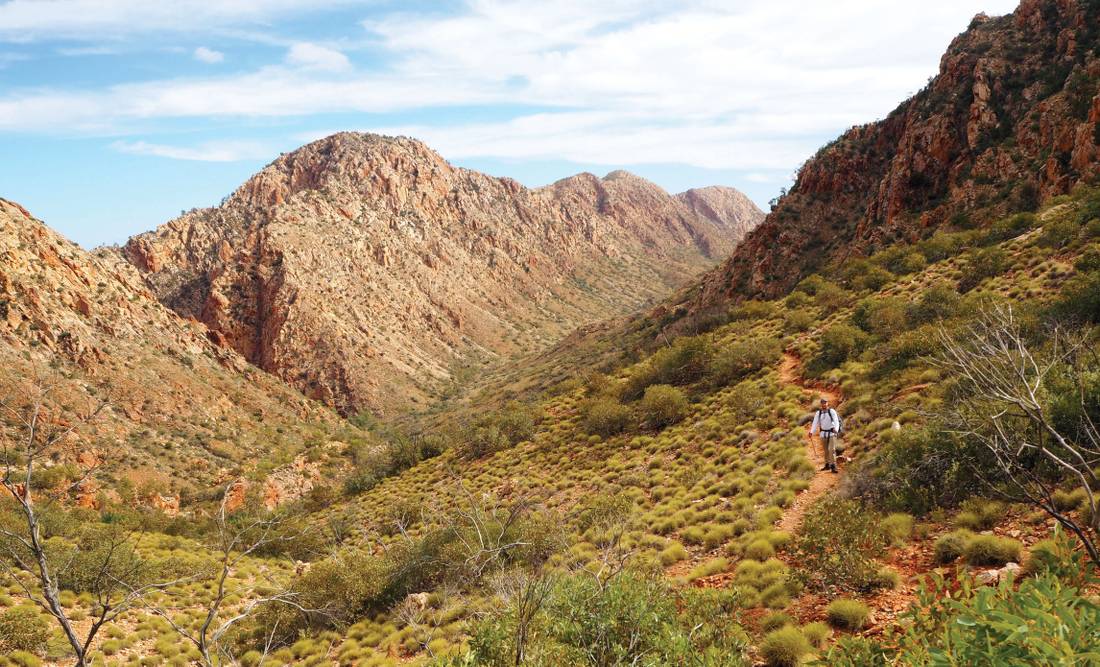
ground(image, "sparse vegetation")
xmin=759 ymin=626 xmax=812 ymax=667
xmin=825 ymin=599 xmax=870 ymax=631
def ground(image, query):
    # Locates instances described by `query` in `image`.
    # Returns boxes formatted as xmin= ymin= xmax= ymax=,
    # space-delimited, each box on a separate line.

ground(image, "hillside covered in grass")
xmin=6 ymin=185 xmax=1099 ymax=665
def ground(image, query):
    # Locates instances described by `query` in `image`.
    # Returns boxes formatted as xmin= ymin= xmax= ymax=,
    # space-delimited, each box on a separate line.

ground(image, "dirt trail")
xmin=776 ymin=352 xmax=843 ymax=534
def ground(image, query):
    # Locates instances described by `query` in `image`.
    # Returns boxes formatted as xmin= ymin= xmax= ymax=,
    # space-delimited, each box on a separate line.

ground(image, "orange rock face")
xmin=121 ymin=134 xmax=762 ymax=415
xmin=0 ymin=198 xmax=364 ymax=493
xmin=694 ymin=0 xmax=1100 ymax=308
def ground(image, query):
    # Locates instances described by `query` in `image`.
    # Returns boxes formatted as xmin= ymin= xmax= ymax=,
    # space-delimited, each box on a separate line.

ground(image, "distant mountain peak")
xmin=691 ymin=0 xmax=1100 ymax=309
xmin=121 ymin=136 xmax=763 ymax=415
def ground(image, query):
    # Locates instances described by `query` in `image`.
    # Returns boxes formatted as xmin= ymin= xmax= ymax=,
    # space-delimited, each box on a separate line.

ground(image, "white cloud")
xmin=1 ymin=0 xmax=1022 ymax=175
xmin=285 ymin=42 xmax=351 ymax=71
xmin=193 ymin=46 xmax=224 ymax=64
xmin=362 ymin=111 xmax=822 ymax=170
xmin=110 ymin=139 xmax=272 ymax=162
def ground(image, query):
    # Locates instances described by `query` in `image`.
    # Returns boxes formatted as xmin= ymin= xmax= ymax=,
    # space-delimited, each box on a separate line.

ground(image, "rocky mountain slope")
xmin=694 ymin=0 xmax=1100 ymax=307
xmin=0 ymin=197 xmax=362 ymax=503
xmin=119 ymin=133 xmax=762 ymax=416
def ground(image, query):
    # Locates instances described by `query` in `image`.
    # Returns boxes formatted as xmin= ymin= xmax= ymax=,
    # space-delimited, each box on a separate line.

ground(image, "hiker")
xmin=809 ymin=397 xmax=841 ymax=473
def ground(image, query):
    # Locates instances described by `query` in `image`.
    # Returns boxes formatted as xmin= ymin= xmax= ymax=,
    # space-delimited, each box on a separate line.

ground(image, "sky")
xmin=0 ymin=0 xmax=1021 ymax=248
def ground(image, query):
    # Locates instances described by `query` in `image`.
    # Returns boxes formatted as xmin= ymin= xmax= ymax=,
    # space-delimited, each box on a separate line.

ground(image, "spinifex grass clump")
xmin=759 ymin=626 xmax=813 ymax=667
xmin=963 ymin=535 xmax=1022 ymax=567
xmin=825 ymin=599 xmax=870 ymax=630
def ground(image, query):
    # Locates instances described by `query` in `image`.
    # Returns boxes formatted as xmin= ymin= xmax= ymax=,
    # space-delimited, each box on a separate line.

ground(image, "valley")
xmin=0 ymin=0 xmax=1099 ymax=665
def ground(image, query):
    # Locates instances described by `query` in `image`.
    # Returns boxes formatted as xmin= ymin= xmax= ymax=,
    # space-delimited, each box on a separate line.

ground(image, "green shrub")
xmin=852 ymin=265 xmax=895 ymax=292
xmin=894 ymin=251 xmax=927 ymax=275
xmin=647 ymin=336 xmax=714 ymax=387
xmin=793 ymin=274 xmax=829 ymax=295
xmin=906 ymin=285 xmax=960 ymax=325
xmin=1051 ymin=487 xmax=1087 ymax=512
xmin=759 ymin=626 xmax=812 ymax=667
xmin=455 ymin=401 xmax=539 ymax=459
xmin=1024 ymin=538 xmax=1063 ymax=576
xmin=1074 ymin=245 xmax=1100 ymax=272
xmin=870 ymin=245 xmax=925 ymax=275
xmin=708 ymin=338 xmax=781 ymax=387
xmin=801 ymin=621 xmax=831 ymax=648
xmin=638 ymin=385 xmax=688 ymax=428
xmin=458 ymin=424 xmax=511 ymax=460
xmin=783 ymin=310 xmax=814 ymax=333
xmin=813 ymin=282 xmax=850 ymax=310
xmin=539 ymin=572 xmax=746 ymax=666
xmin=847 ymin=426 xmax=987 ymax=515
xmin=1038 ymin=218 xmax=1080 ymax=249
xmin=872 ymin=324 xmax=940 ymax=375
xmin=829 ymin=570 xmax=1100 ymax=665
xmin=851 ymin=297 xmax=907 ymax=337
xmin=730 ymin=300 xmax=775 ymax=321
xmin=793 ymin=499 xmax=887 ymax=592
xmin=984 ymin=212 xmax=1036 ymax=244
xmin=954 ymin=498 xmax=1004 ymax=531
xmin=1049 ymin=364 xmax=1100 ymax=441
xmin=494 ymin=401 xmax=539 ymax=443
xmin=963 ymin=535 xmax=1021 ymax=567
xmin=760 ymin=612 xmax=794 ymax=632
xmin=1052 ymin=270 xmax=1100 ymax=323
xmin=871 ymin=567 xmax=901 ymax=590
xmin=815 ymin=324 xmax=868 ymax=369
xmin=958 ymin=247 xmax=1007 ymax=293
xmin=0 ymin=607 xmax=49 ymax=654
xmin=825 ymin=598 xmax=870 ymax=630
xmin=101 ymin=639 xmax=122 ymax=656
xmin=7 ymin=652 xmax=42 ymax=667
xmin=659 ymin=543 xmax=689 ymax=566
xmin=580 ymin=398 xmax=633 ymax=437
xmin=918 ymin=231 xmax=971 ymax=261
xmin=1019 ymin=529 xmax=1092 ymax=586
xmin=933 ymin=530 xmax=975 ymax=564
xmin=620 ymin=363 xmax=660 ymax=402
xmin=880 ymin=513 xmax=913 ymax=545
xmin=745 ymin=539 xmax=776 ymax=561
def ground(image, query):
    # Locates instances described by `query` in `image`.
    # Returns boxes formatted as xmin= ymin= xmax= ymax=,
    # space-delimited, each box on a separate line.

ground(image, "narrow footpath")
xmin=776 ymin=352 xmax=843 ymax=534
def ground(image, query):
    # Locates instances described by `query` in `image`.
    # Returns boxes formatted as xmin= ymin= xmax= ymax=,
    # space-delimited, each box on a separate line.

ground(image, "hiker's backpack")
xmin=818 ymin=408 xmax=840 ymax=436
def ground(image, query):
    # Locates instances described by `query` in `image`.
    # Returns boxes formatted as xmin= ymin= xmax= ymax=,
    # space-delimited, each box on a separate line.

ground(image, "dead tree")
xmin=134 ymin=485 xmax=311 ymax=666
xmin=488 ymin=568 xmax=556 ymax=666
xmin=936 ymin=305 xmax=1099 ymax=566
xmin=0 ymin=370 xmax=185 ymax=666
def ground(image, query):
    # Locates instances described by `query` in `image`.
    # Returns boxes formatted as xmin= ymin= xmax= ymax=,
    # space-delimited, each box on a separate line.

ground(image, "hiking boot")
xmin=821 ymin=464 xmax=831 ymax=471
xmin=830 ymin=465 xmax=839 ymax=474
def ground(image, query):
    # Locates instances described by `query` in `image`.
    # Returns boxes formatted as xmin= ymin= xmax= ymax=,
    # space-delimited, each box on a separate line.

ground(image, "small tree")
xmin=135 ymin=486 xmax=312 ymax=666
xmin=0 ymin=370 xmax=185 ymax=666
xmin=936 ymin=305 xmax=1099 ymax=566
xmin=638 ymin=385 xmax=688 ymax=429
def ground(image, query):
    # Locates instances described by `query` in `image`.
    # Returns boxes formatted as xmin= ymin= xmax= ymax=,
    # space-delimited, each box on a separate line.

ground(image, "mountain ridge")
xmin=118 ymin=132 xmax=763 ymax=415
xmin=0 ymin=196 xmax=363 ymax=504
xmin=691 ymin=0 xmax=1099 ymax=309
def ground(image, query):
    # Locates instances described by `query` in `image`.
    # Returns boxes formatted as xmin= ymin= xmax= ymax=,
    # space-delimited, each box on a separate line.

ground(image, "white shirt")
xmin=810 ymin=407 xmax=841 ymax=435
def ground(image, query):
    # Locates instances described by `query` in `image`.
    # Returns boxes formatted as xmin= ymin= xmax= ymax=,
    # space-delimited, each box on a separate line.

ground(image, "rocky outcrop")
xmin=694 ymin=0 xmax=1100 ymax=307
xmin=121 ymin=133 xmax=762 ymax=415
xmin=0 ymin=198 xmax=360 ymax=494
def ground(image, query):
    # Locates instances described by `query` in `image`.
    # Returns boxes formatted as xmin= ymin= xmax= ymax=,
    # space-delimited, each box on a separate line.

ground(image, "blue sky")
xmin=0 ymin=0 xmax=1019 ymax=248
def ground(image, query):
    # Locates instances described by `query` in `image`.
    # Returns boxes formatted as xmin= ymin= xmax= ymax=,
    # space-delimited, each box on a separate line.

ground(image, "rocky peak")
xmin=121 ymin=137 xmax=763 ymax=415
xmin=232 ymin=133 xmax=454 ymax=213
xmin=691 ymin=0 xmax=1099 ymax=307
xmin=0 ymin=198 xmax=356 ymax=494
xmin=676 ymin=186 xmax=764 ymax=236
